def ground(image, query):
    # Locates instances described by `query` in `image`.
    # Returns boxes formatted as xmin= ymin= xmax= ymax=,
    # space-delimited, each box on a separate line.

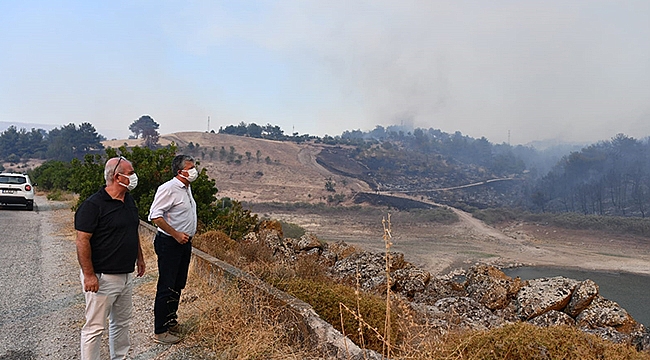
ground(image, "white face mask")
xmin=118 ymin=173 xmax=138 ymax=191
xmin=180 ymin=167 xmax=198 ymax=182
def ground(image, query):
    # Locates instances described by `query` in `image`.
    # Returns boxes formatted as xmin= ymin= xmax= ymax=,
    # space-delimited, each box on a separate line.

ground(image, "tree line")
xmin=0 ymin=115 xmax=163 ymax=165
xmin=533 ymin=134 xmax=650 ymax=217
xmin=218 ymin=122 xmax=315 ymax=143
xmin=0 ymin=123 xmax=105 ymax=162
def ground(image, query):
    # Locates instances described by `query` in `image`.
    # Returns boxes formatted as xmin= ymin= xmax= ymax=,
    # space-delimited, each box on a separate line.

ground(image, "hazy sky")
xmin=1 ymin=1 xmax=649 ymax=145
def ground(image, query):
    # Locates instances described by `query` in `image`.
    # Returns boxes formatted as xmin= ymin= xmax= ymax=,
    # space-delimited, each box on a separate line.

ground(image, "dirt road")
xmin=0 ymin=197 xmax=80 ymax=359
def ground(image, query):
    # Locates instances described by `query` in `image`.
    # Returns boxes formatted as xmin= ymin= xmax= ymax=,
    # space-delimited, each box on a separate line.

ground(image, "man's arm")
xmin=149 ymin=186 xmax=189 ymax=244
xmin=76 ymin=230 xmax=99 ymax=292
xmin=136 ymin=235 xmax=146 ymax=277
xmin=151 ymin=217 xmax=190 ymax=245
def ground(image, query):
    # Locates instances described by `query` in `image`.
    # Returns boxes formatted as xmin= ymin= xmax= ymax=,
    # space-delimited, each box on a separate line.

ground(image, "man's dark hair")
xmin=172 ymin=155 xmax=195 ymax=174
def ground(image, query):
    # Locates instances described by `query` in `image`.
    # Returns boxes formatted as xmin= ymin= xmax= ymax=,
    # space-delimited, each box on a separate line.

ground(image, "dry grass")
xmin=273 ymin=276 xmax=395 ymax=353
xmin=137 ymin=230 xmax=319 ymax=359
xmin=174 ymin=272 xmax=321 ymax=359
xmin=394 ymin=322 xmax=650 ymax=360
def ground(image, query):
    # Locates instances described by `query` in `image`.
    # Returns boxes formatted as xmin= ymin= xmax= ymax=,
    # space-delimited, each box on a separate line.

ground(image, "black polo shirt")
xmin=74 ymin=186 xmax=140 ymax=274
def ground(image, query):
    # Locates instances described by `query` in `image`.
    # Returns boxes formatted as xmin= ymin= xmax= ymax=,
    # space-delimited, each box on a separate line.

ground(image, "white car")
xmin=0 ymin=173 xmax=35 ymax=211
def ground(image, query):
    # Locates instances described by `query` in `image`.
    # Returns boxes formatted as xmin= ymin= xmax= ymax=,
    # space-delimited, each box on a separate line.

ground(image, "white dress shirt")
xmin=148 ymin=177 xmax=197 ymax=237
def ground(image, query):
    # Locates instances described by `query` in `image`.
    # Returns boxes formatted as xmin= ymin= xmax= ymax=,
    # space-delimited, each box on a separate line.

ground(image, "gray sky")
xmin=1 ymin=1 xmax=648 ymax=144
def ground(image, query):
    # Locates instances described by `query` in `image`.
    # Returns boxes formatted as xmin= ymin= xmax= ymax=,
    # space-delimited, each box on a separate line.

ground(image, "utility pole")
xmin=207 ymin=116 xmax=210 ymax=132
xmin=508 ymin=130 xmax=511 ymax=146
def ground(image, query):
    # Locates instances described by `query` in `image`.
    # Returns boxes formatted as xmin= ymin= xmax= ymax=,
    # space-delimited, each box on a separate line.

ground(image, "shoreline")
xmin=499 ymin=263 xmax=650 ymax=278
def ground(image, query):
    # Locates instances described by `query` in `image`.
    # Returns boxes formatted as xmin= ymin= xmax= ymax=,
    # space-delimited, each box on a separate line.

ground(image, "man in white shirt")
xmin=148 ymin=155 xmax=198 ymax=344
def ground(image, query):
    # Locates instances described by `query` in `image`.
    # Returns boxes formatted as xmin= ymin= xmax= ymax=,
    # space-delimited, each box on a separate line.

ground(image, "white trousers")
xmin=80 ymin=271 xmax=133 ymax=360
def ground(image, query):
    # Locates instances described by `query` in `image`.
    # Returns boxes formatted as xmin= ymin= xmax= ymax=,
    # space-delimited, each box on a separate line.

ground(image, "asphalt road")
xmin=0 ymin=196 xmax=80 ymax=360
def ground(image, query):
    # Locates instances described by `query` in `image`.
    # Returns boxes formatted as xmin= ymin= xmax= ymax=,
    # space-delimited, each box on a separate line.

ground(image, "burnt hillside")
xmin=315 ymin=142 xmax=530 ymax=209
xmin=351 ymin=192 xmax=436 ymax=210
xmin=104 ymin=131 xmax=534 ymax=210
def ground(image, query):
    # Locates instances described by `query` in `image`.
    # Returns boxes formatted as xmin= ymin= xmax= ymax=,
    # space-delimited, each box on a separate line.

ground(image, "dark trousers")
xmin=154 ymin=232 xmax=192 ymax=334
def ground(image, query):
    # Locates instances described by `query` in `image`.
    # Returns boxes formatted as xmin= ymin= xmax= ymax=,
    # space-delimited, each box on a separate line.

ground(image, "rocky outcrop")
xmin=331 ymin=251 xmax=407 ymax=291
xmin=292 ymin=233 xmax=324 ymax=253
xmin=236 ymin=226 xmax=650 ymax=352
xmin=516 ymin=277 xmax=578 ymax=320
xmin=576 ymin=296 xmax=642 ymax=334
xmin=412 ymin=277 xmax=467 ymax=305
xmin=466 ymin=264 xmax=523 ymax=310
xmin=414 ymin=297 xmax=505 ymax=331
xmin=566 ymin=279 xmax=599 ymax=317
xmin=392 ymin=265 xmax=431 ymax=298
xmin=529 ymin=310 xmax=575 ymax=327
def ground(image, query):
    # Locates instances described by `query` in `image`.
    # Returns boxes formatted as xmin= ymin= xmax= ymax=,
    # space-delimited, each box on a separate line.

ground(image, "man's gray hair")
xmin=172 ymin=155 xmax=195 ymax=175
xmin=104 ymin=156 xmax=129 ymax=184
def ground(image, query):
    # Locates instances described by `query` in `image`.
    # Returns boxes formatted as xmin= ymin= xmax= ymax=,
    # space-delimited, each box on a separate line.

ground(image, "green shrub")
xmin=29 ymin=160 xmax=72 ymax=191
xmin=280 ymin=221 xmax=306 ymax=238
xmin=46 ymin=189 xmax=64 ymax=201
xmin=472 ymin=208 xmax=519 ymax=225
xmin=207 ymin=198 xmax=259 ymax=240
xmin=393 ymin=207 xmax=458 ymax=224
xmin=31 ymin=146 xmax=259 ymax=239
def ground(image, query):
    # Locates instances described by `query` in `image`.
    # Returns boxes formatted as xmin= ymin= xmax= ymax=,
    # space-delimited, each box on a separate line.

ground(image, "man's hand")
xmin=151 ymin=217 xmax=190 ymax=244
xmin=137 ymin=257 xmax=146 ymax=277
xmin=83 ymin=273 xmax=99 ymax=293
xmin=173 ymin=230 xmax=191 ymax=244
xmin=76 ymin=231 xmax=98 ymax=292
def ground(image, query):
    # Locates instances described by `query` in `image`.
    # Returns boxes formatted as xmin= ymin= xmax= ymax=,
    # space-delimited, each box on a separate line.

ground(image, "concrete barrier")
xmin=139 ymin=221 xmax=382 ymax=360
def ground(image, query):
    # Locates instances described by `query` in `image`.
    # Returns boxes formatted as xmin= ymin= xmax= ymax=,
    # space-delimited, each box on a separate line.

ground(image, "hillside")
xmin=104 ymin=132 xmax=373 ymax=204
xmin=101 ymin=133 xmax=650 ymax=279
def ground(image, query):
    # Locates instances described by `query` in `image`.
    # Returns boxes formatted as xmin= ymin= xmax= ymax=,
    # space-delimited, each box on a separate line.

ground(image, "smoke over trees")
xmin=533 ymin=134 xmax=650 ymax=217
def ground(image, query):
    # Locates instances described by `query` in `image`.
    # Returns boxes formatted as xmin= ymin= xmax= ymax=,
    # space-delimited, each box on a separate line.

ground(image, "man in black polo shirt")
xmin=75 ymin=156 xmax=146 ymax=360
